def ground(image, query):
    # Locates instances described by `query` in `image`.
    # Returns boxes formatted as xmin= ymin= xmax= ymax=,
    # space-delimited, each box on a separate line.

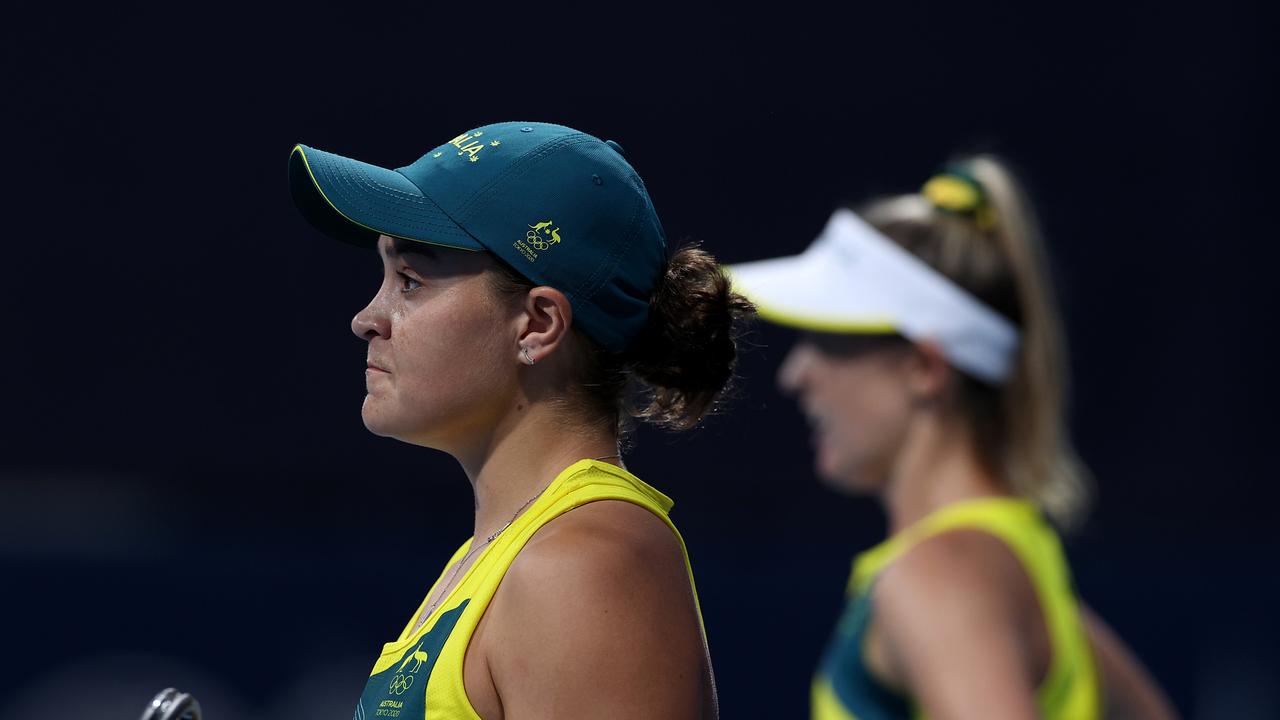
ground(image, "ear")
xmin=906 ymin=339 xmax=953 ymax=402
xmin=515 ymin=286 xmax=574 ymax=363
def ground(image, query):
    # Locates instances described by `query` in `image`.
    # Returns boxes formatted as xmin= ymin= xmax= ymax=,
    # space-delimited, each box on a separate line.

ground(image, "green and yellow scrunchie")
xmin=922 ymin=167 xmax=997 ymax=231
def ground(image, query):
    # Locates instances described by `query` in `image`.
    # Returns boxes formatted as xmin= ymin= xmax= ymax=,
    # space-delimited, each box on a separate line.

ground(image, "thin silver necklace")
xmin=411 ymin=454 xmax=621 ymax=631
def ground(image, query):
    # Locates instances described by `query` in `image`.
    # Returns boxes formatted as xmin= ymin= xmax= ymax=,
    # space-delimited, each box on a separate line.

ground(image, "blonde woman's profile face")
xmin=777 ymin=332 xmax=917 ymax=494
xmin=351 ymin=235 xmax=520 ymax=449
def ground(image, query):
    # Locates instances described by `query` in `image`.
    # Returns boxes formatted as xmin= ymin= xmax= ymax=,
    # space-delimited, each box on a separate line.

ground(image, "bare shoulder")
xmin=880 ymin=527 xmax=1029 ymax=604
xmin=871 ymin=528 xmax=1045 ymax=719
xmin=525 ymin=498 xmax=686 ymax=569
xmin=875 ymin=527 xmax=1041 ymax=652
xmin=497 ymin=499 xmax=696 ymax=636
xmin=481 ymin=500 xmax=708 ymax=719
xmin=497 ymin=500 xmax=690 ymax=604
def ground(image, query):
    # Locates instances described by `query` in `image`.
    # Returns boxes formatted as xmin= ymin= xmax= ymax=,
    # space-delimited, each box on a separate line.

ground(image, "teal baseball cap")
xmin=288 ymin=121 xmax=668 ymax=353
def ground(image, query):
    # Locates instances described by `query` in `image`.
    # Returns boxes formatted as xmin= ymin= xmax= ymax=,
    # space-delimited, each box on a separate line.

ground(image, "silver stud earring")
xmin=520 ymin=346 xmax=536 ymax=366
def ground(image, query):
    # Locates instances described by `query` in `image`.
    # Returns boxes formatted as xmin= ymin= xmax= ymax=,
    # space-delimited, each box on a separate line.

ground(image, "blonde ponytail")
xmin=861 ymin=155 xmax=1091 ymax=528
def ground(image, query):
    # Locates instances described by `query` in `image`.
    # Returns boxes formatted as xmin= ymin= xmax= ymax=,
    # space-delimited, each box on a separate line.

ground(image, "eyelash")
xmin=397 ymin=272 xmax=422 ymax=293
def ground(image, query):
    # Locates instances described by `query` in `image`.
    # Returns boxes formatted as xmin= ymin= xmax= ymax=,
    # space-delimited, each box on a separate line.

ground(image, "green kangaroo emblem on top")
xmin=528 ymin=221 xmax=562 ymax=249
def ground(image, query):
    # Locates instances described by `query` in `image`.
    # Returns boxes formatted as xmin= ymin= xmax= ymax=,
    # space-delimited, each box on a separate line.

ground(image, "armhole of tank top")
xmin=541 ymin=491 xmax=702 ymax=630
xmin=858 ymin=582 xmax=885 ymax=691
xmin=883 ymin=516 xmax=1068 ymax=706
xmin=583 ymin=493 xmax=705 ymax=631
xmin=454 ymin=487 xmax=697 ymax=720
xmin=945 ymin=520 xmax=1076 ymax=711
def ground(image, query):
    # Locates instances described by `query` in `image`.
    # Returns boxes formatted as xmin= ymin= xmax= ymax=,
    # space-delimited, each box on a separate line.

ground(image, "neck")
xmin=881 ymin=410 xmax=1006 ymax=535
xmin=451 ymin=401 xmax=620 ymax=542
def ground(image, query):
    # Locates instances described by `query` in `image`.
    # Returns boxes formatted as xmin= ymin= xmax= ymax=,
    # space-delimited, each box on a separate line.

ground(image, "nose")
xmin=777 ymin=342 xmax=813 ymax=396
xmin=351 ymin=292 xmax=390 ymax=342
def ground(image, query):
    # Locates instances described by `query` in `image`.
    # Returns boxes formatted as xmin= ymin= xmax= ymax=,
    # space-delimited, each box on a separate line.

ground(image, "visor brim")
xmin=724 ymin=251 xmax=898 ymax=334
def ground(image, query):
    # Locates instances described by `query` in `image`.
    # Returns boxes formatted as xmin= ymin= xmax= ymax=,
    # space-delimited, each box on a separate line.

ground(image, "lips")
xmin=366 ymin=360 xmax=389 ymax=373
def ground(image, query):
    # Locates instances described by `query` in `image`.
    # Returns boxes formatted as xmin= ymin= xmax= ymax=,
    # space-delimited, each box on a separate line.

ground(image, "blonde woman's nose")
xmin=777 ymin=342 xmax=814 ymax=395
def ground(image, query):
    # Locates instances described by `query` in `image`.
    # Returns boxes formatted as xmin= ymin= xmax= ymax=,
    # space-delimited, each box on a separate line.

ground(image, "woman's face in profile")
xmin=351 ymin=235 xmax=519 ymax=449
xmin=777 ymin=332 xmax=917 ymax=494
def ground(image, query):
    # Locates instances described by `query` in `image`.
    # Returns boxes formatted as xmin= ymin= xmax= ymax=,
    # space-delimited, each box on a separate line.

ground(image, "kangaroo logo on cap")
xmin=514 ymin=220 xmax=562 ymax=262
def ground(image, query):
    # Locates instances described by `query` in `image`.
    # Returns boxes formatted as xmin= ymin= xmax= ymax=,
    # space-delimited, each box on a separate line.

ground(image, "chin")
xmin=815 ymin=452 xmax=883 ymax=497
xmin=360 ymin=399 xmax=455 ymax=450
xmin=360 ymin=410 xmax=395 ymax=438
xmin=360 ymin=398 xmax=412 ymax=440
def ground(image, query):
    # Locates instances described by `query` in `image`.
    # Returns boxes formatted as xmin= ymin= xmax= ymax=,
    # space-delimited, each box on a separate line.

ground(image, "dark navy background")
xmin=2 ymin=3 xmax=1276 ymax=718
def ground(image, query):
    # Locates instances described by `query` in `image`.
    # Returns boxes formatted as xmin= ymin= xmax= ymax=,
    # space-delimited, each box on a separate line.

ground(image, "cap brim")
xmin=724 ymin=250 xmax=899 ymax=334
xmin=289 ymin=144 xmax=482 ymax=251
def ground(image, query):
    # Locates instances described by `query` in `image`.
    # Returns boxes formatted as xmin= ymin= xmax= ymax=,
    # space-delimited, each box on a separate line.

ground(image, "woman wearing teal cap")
xmin=289 ymin=122 xmax=752 ymax=719
xmin=728 ymin=156 xmax=1176 ymax=719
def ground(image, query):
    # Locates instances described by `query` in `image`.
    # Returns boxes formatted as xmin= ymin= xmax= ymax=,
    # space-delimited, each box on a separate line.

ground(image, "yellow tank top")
xmin=812 ymin=497 xmax=1100 ymax=720
xmin=350 ymin=459 xmax=706 ymax=720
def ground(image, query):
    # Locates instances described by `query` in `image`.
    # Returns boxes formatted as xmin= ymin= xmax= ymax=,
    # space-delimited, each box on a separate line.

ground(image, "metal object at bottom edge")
xmin=140 ymin=687 xmax=202 ymax=720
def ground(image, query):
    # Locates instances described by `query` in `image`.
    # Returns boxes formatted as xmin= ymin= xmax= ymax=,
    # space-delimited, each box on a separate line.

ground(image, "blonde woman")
xmin=728 ymin=157 xmax=1176 ymax=719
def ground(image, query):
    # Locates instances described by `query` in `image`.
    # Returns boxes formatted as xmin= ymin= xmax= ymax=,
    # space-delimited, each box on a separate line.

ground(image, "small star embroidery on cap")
xmin=490 ymin=140 xmax=501 ymax=147
xmin=433 ymin=152 xmax=443 ymax=158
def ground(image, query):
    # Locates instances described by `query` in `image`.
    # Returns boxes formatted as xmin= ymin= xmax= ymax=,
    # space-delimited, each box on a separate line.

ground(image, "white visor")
xmin=725 ymin=209 xmax=1020 ymax=384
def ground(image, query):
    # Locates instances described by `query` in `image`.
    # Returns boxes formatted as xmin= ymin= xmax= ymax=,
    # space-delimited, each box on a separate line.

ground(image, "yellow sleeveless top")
xmin=350 ymin=459 xmax=706 ymax=720
xmin=812 ymin=497 xmax=1100 ymax=720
